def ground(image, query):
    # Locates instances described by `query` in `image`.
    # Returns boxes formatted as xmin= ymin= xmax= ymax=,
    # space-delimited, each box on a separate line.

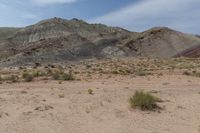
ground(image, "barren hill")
xmin=125 ymin=27 xmax=200 ymax=58
xmin=0 ymin=17 xmax=200 ymax=66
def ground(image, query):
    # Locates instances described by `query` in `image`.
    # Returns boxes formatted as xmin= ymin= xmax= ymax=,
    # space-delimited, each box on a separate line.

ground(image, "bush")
xmin=7 ymin=75 xmax=18 ymax=83
xmin=61 ymin=71 xmax=75 ymax=81
xmin=22 ymin=72 xmax=34 ymax=82
xmin=183 ymin=71 xmax=191 ymax=76
xmin=11 ymin=75 xmax=18 ymax=82
xmin=183 ymin=71 xmax=200 ymax=77
xmin=136 ymin=69 xmax=148 ymax=76
xmin=31 ymin=71 xmax=40 ymax=77
xmin=112 ymin=70 xmax=119 ymax=74
xmin=46 ymin=68 xmax=53 ymax=75
xmin=32 ymin=70 xmax=46 ymax=77
xmin=129 ymin=91 xmax=159 ymax=111
xmin=52 ymin=72 xmax=60 ymax=80
xmin=88 ymin=89 xmax=93 ymax=95
xmin=52 ymin=70 xmax=75 ymax=81
xmin=193 ymin=72 xmax=200 ymax=77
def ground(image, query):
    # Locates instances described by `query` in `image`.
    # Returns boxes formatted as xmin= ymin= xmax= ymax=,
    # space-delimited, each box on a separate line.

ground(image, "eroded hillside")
xmin=0 ymin=18 xmax=200 ymax=67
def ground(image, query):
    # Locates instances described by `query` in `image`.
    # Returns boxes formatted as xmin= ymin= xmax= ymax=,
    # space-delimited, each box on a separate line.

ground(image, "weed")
xmin=129 ymin=90 xmax=159 ymax=111
xmin=61 ymin=71 xmax=75 ymax=81
xmin=22 ymin=72 xmax=34 ymax=82
xmin=88 ymin=89 xmax=93 ymax=95
xmin=52 ymin=72 xmax=60 ymax=80
xmin=136 ymin=69 xmax=148 ymax=76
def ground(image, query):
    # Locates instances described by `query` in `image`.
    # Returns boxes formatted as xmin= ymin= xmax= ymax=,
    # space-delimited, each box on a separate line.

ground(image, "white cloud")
xmin=0 ymin=0 xmax=38 ymax=27
xmin=32 ymin=0 xmax=77 ymax=6
xmin=91 ymin=0 xmax=200 ymax=34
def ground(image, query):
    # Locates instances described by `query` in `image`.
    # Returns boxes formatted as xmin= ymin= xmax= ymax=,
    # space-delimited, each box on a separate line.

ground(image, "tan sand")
xmin=0 ymin=74 xmax=200 ymax=133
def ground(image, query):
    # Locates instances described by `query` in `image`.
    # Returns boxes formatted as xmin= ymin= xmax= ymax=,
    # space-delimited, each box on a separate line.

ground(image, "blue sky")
xmin=0 ymin=0 xmax=200 ymax=34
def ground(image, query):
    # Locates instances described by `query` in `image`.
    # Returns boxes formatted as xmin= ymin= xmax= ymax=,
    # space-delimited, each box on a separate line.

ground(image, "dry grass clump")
xmin=61 ymin=71 xmax=75 ymax=81
xmin=135 ymin=68 xmax=149 ymax=76
xmin=52 ymin=71 xmax=60 ymax=80
xmin=183 ymin=70 xmax=200 ymax=77
xmin=0 ymin=75 xmax=19 ymax=83
xmin=129 ymin=91 xmax=160 ymax=111
xmin=22 ymin=72 xmax=34 ymax=82
xmin=31 ymin=70 xmax=47 ymax=77
xmin=183 ymin=71 xmax=191 ymax=76
xmin=52 ymin=70 xmax=75 ymax=81
xmin=88 ymin=89 xmax=93 ymax=95
xmin=6 ymin=75 xmax=19 ymax=83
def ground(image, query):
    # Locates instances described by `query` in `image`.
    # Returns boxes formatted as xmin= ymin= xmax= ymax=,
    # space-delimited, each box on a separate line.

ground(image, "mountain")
xmin=125 ymin=27 xmax=200 ymax=58
xmin=0 ymin=17 xmax=200 ymax=66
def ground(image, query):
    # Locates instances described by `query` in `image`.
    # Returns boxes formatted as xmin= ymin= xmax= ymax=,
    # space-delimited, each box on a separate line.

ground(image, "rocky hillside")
xmin=125 ymin=27 xmax=200 ymax=58
xmin=0 ymin=17 xmax=200 ymax=66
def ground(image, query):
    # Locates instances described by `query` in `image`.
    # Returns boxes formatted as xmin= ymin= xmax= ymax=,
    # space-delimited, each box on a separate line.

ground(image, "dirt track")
xmin=0 ymin=74 xmax=200 ymax=133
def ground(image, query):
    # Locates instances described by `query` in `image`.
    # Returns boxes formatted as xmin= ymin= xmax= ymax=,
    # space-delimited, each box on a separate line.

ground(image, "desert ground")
xmin=0 ymin=58 xmax=200 ymax=133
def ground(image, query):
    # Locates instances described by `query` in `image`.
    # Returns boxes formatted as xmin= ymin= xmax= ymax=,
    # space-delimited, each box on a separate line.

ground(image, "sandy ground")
xmin=0 ymin=73 xmax=200 ymax=133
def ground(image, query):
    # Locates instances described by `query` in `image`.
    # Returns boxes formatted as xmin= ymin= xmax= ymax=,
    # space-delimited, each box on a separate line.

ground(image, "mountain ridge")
xmin=0 ymin=17 xmax=200 ymax=67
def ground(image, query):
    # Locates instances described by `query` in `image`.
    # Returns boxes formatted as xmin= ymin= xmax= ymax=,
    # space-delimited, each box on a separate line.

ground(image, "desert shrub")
xmin=22 ymin=72 xmax=34 ymax=82
xmin=57 ymin=68 xmax=64 ymax=75
xmin=129 ymin=91 xmax=159 ymax=111
xmin=136 ymin=69 xmax=148 ymax=76
xmin=183 ymin=71 xmax=200 ymax=77
xmin=52 ymin=72 xmax=60 ymax=80
xmin=112 ymin=70 xmax=119 ymax=74
xmin=61 ymin=71 xmax=75 ymax=81
xmin=58 ymin=81 xmax=62 ymax=84
xmin=193 ymin=72 xmax=200 ymax=77
xmin=88 ymin=89 xmax=93 ymax=95
xmin=34 ymin=62 xmax=41 ymax=67
xmin=52 ymin=70 xmax=75 ymax=81
xmin=52 ymin=68 xmax=65 ymax=80
xmin=58 ymin=94 xmax=65 ymax=98
xmin=31 ymin=71 xmax=40 ymax=77
xmin=46 ymin=68 xmax=53 ymax=75
xmin=11 ymin=75 xmax=18 ymax=82
xmin=86 ymin=64 xmax=92 ymax=69
xmin=6 ymin=75 xmax=18 ymax=82
xmin=19 ymin=66 xmax=24 ymax=70
xmin=32 ymin=70 xmax=47 ymax=77
xmin=183 ymin=71 xmax=191 ymax=76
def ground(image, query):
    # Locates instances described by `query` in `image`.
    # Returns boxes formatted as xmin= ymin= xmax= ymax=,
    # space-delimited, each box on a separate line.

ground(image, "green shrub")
xmin=52 ymin=72 xmax=75 ymax=81
xmin=61 ymin=71 xmax=75 ymax=81
xmin=193 ymin=72 xmax=200 ymax=77
xmin=31 ymin=71 xmax=40 ymax=77
xmin=183 ymin=71 xmax=200 ymax=77
xmin=11 ymin=75 xmax=18 ymax=82
xmin=46 ymin=68 xmax=53 ymax=75
xmin=88 ymin=89 xmax=93 ymax=95
xmin=1 ymin=75 xmax=18 ymax=82
xmin=129 ymin=91 xmax=159 ymax=111
xmin=22 ymin=72 xmax=34 ymax=82
xmin=183 ymin=71 xmax=191 ymax=76
xmin=112 ymin=70 xmax=119 ymax=74
xmin=136 ymin=69 xmax=148 ymax=76
xmin=6 ymin=75 xmax=18 ymax=83
xmin=52 ymin=72 xmax=60 ymax=80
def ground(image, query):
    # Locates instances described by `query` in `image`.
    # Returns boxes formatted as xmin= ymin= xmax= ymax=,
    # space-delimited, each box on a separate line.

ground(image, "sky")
xmin=0 ymin=0 xmax=199 ymax=34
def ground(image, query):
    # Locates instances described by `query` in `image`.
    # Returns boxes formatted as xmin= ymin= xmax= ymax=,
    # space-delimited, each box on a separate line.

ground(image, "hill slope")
xmin=125 ymin=27 xmax=200 ymax=58
xmin=0 ymin=18 xmax=200 ymax=66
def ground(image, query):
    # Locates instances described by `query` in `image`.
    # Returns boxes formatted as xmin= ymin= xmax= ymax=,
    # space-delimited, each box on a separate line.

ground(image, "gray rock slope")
xmin=0 ymin=17 xmax=200 ymax=66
